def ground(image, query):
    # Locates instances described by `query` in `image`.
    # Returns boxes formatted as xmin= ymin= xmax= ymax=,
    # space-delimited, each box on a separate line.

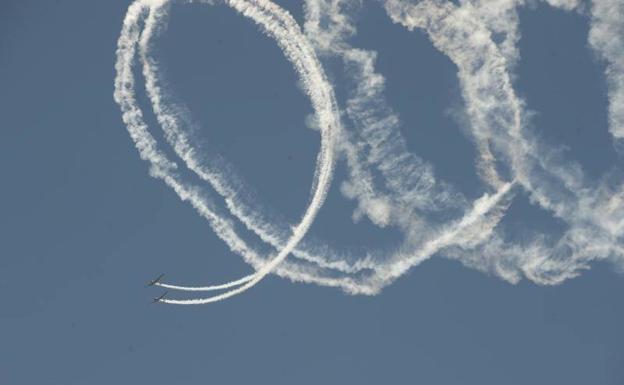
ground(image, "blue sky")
xmin=1 ymin=0 xmax=623 ymax=383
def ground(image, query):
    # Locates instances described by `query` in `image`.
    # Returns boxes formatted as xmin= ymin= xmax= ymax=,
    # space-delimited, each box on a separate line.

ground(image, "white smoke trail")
xmin=156 ymin=274 xmax=254 ymax=291
xmin=115 ymin=0 xmax=511 ymax=304
xmin=116 ymin=0 xmax=452 ymax=300
xmin=302 ymin=0 xmax=624 ymax=285
xmin=114 ymin=0 xmax=624 ymax=304
xmin=383 ymin=0 xmax=624 ymax=282
xmin=115 ymin=1 xmax=366 ymax=296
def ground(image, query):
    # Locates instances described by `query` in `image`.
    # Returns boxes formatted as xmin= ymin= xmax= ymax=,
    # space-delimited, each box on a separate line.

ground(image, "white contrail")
xmin=309 ymin=0 xmax=624 ymax=286
xmin=116 ymin=0 xmax=381 ymax=300
xmin=384 ymin=0 xmax=624 ymax=282
xmin=156 ymin=274 xmax=254 ymax=291
xmin=114 ymin=0 xmax=624 ymax=303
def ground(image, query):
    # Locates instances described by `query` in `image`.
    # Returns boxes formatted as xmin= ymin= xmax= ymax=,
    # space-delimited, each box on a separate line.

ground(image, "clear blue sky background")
xmin=1 ymin=1 xmax=623 ymax=384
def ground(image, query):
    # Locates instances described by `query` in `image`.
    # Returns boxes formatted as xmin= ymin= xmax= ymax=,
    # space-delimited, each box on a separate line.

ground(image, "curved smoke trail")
xmin=115 ymin=0 xmax=349 ymax=304
xmin=383 ymin=0 xmax=624 ymax=282
xmin=115 ymin=0 xmax=624 ymax=304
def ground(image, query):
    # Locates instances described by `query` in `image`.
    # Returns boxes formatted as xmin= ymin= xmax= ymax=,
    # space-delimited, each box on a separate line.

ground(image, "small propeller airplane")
xmin=152 ymin=291 xmax=168 ymax=304
xmin=146 ymin=273 xmax=164 ymax=287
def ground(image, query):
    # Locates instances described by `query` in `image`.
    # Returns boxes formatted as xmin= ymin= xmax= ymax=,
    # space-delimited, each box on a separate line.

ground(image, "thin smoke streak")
xmin=156 ymin=274 xmax=254 ymax=291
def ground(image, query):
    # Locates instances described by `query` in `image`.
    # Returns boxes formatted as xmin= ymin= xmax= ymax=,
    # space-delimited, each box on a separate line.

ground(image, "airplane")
xmin=152 ymin=291 xmax=168 ymax=304
xmin=146 ymin=273 xmax=164 ymax=287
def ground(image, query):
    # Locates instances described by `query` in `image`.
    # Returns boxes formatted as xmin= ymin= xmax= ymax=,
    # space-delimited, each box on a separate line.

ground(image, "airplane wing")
xmin=146 ymin=273 xmax=165 ymax=287
xmin=152 ymin=291 xmax=168 ymax=303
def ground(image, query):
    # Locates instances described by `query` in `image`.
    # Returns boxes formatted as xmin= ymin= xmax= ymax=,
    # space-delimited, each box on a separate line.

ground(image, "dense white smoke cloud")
xmin=114 ymin=0 xmax=624 ymax=304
